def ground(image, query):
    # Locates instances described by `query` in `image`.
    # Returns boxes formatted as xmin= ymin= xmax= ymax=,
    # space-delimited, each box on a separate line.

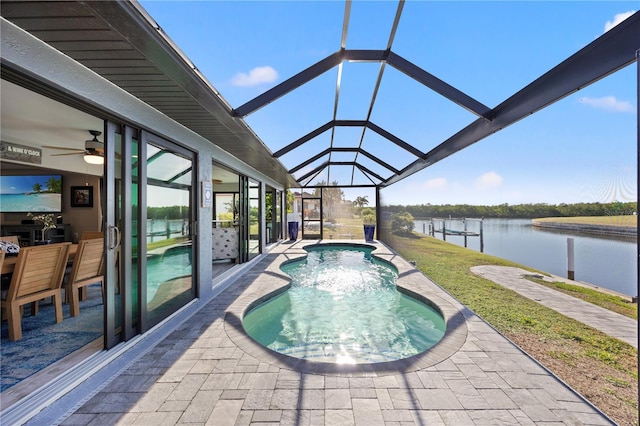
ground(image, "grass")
xmin=147 ymin=236 xmax=190 ymax=251
xmin=320 ymin=216 xmax=366 ymax=239
xmin=384 ymin=231 xmax=638 ymax=425
xmin=533 ymin=215 xmax=637 ymax=227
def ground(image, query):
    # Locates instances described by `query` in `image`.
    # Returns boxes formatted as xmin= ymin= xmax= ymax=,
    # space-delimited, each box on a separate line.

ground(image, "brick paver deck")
xmin=53 ymin=241 xmax=614 ymax=425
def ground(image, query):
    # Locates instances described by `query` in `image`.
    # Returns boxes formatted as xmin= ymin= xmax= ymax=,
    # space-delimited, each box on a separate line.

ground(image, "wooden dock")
xmin=424 ymin=218 xmax=484 ymax=252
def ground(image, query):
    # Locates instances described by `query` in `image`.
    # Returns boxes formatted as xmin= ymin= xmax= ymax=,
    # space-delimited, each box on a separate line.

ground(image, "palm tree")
xmin=46 ymin=176 xmax=62 ymax=193
xmin=313 ymin=180 xmax=343 ymax=220
xmin=353 ymin=196 xmax=369 ymax=215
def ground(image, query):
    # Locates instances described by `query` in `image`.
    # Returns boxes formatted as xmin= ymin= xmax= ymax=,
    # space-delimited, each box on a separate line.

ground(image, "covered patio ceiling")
xmin=2 ymin=1 xmax=638 ymax=190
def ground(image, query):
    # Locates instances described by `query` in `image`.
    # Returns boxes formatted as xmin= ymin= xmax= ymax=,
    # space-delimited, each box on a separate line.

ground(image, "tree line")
xmin=381 ymin=201 xmax=637 ymax=219
xmin=147 ymin=206 xmax=190 ymax=220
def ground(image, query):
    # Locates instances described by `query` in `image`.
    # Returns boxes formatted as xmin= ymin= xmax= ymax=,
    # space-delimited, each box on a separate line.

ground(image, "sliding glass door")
xmin=104 ymin=124 xmax=196 ymax=347
xmin=141 ymin=132 xmax=196 ymax=327
xmin=237 ymin=176 xmax=261 ymax=263
xmin=248 ymin=179 xmax=260 ymax=259
xmin=265 ymin=187 xmax=283 ymax=244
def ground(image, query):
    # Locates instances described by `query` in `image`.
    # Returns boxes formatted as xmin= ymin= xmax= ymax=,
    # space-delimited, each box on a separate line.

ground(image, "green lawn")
xmin=384 ymin=231 xmax=638 ymax=425
xmin=534 ymin=215 xmax=637 ymax=227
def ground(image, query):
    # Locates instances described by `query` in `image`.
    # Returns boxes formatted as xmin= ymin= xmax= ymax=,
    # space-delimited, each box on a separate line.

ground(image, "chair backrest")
xmin=80 ymin=231 xmax=103 ymax=241
xmin=7 ymin=243 xmax=71 ymax=301
xmin=68 ymin=238 xmax=104 ymax=285
xmin=0 ymin=235 xmax=20 ymax=245
xmin=0 ymin=250 xmax=5 ymax=273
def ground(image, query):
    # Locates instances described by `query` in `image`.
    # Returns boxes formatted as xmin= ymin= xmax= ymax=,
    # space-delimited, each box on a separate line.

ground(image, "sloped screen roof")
xmin=228 ymin=2 xmax=638 ymax=189
xmin=2 ymin=1 xmax=638 ymax=190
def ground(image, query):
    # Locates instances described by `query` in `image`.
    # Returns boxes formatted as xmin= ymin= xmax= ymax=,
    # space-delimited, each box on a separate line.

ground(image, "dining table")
xmin=1 ymin=242 xmax=78 ymax=275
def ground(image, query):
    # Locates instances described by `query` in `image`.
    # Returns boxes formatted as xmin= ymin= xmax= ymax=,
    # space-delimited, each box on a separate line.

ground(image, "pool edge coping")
xmin=223 ymin=240 xmax=469 ymax=377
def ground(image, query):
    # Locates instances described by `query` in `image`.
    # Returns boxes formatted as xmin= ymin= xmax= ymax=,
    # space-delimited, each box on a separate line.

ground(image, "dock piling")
xmin=567 ymin=237 xmax=575 ymax=280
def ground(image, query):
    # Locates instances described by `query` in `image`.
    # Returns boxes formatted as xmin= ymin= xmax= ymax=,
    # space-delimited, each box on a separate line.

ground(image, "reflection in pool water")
xmin=243 ymin=245 xmax=445 ymax=364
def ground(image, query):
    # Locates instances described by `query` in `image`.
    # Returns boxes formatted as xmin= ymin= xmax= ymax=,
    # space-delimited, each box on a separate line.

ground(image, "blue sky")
xmin=140 ymin=1 xmax=637 ymax=206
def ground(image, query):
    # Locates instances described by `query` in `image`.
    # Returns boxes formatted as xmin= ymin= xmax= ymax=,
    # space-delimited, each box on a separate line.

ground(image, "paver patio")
xmin=50 ymin=241 xmax=614 ymax=425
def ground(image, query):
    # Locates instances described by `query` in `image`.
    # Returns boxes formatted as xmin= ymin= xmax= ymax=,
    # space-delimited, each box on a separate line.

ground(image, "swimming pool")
xmin=243 ymin=244 xmax=445 ymax=364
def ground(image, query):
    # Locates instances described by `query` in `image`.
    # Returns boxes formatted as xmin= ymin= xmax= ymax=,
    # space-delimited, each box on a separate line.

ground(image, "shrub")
xmin=391 ymin=211 xmax=414 ymax=234
xmin=360 ymin=207 xmax=376 ymax=225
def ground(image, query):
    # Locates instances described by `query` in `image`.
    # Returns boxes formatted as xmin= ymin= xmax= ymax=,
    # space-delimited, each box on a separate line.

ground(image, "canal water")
xmin=414 ymin=218 xmax=637 ymax=297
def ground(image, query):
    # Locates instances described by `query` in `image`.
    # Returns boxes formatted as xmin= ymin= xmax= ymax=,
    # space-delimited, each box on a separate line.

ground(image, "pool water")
xmin=243 ymin=245 xmax=445 ymax=364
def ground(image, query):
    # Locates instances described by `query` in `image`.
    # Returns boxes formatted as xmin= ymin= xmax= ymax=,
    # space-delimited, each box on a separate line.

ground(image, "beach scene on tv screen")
xmin=0 ymin=175 xmax=62 ymax=212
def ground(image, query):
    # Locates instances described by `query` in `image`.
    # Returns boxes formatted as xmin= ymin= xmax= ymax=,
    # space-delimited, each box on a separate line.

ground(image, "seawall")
xmin=531 ymin=219 xmax=637 ymax=237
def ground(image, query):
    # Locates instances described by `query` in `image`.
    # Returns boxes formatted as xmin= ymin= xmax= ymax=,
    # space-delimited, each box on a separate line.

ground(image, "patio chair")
xmin=80 ymin=231 xmax=103 ymax=241
xmin=1 ymin=242 xmax=71 ymax=341
xmin=64 ymin=238 xmax=104 ymax=317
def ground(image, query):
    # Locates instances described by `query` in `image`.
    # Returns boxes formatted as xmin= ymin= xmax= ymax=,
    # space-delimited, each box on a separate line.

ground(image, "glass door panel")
xmin=265 ymin=187 xmax=282 ymax=244
xmin=265 ymin=189 xmax=273 ymax=243
xmin=143 ymin=134 xmax=196 ymax=327
xmin=212 ymin=162 xmax=240 ymax=272
xmin=248 ymin=179 xmax=260 ymax=259
xmin=276 ymin=190 xmax=282 ymax=240
xmin=105 ymin=122 xmax=126 ymax=347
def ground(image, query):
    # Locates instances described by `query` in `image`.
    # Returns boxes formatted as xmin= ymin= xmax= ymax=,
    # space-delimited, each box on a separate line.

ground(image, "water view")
xmin=146 ymin=218 xmax=189 ymax=243
xmin=414 ymin=218 xmax=637 ymax=297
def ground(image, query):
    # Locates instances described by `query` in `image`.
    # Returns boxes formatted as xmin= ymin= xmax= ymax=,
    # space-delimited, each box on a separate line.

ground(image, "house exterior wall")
xmin=1 ymin=17 xmax=286 ymax=299
xmin=0 ymin=16 xmax=288 ymax=418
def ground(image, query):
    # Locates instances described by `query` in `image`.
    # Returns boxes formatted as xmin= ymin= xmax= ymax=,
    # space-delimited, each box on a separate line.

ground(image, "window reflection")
xmin=145 ymin=143 xmax=193 ymax=325
xmin=248 ymin=179 xmax=260 ymax=259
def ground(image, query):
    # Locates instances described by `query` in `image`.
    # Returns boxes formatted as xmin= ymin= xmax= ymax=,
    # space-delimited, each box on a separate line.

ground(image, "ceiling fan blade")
xmin=51 ymin=152 xmax=84 ymax=156
xmin=42 ymin=145 xmax=84 ymax=151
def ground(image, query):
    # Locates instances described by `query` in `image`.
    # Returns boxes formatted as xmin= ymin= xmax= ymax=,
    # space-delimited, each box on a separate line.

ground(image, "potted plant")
xmin=27 ymin=212 xmax=56 ymax=244
xmin=361 ymin=207 xmax=376 ymax=242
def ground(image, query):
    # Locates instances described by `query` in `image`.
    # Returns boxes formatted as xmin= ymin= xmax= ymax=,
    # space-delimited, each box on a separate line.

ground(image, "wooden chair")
xmin=0 ymin=235 xmax=20 ymax=245
xmin=64 ymin=238 xmax=104 ymax=317
xmin=80 ymin=231 xmax=103 ymax=241
xmin=77 ymin=232 xmax=104 ymax=301
xmin=0 ymin=242 xmax=71 ymax=341
xmin=0 ymin=250 xmax=5 ymax=278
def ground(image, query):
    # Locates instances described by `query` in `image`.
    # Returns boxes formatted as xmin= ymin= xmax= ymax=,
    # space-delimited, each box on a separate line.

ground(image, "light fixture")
xmin=83 ymin=153 xmax=104 ymax=165
xmin=82 ymin=130 xmax=104 ymax=164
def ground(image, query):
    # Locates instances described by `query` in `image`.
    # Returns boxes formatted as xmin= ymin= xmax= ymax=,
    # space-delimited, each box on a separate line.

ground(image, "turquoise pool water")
xmin=243 ymin=245 xmax=445 ymax=364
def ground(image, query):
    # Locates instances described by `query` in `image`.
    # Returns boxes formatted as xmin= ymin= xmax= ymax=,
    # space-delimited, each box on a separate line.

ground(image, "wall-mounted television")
xmin=0 ymin=174 xmax=63 ymax=213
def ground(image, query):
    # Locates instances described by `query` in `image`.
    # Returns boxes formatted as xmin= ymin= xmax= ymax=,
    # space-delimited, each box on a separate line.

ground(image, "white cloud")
xmin=579 ymin=96 xmax=634 ymax=112
xmin=231 ymin=66 xmax=278 ymax=87
xmin=475 ymin=171 xmax=503 ymax=190
xmin=423 ymin=177 xmax=447 ymax=189
xmin=604 ymin=11 xmax=635 ymax=32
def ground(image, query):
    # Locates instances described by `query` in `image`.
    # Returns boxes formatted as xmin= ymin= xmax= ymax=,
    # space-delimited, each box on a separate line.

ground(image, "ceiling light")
xmin=84 ymin=153 xmax=104 ymax=165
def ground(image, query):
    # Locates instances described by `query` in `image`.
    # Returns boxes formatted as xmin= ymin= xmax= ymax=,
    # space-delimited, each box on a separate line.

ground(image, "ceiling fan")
xmin=43 ymin=130 xmax=105 ymax=164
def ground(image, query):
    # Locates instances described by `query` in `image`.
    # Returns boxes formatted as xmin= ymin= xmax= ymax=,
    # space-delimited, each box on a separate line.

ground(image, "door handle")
xmin=108 ymin=225 xmax=121 ymax=250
